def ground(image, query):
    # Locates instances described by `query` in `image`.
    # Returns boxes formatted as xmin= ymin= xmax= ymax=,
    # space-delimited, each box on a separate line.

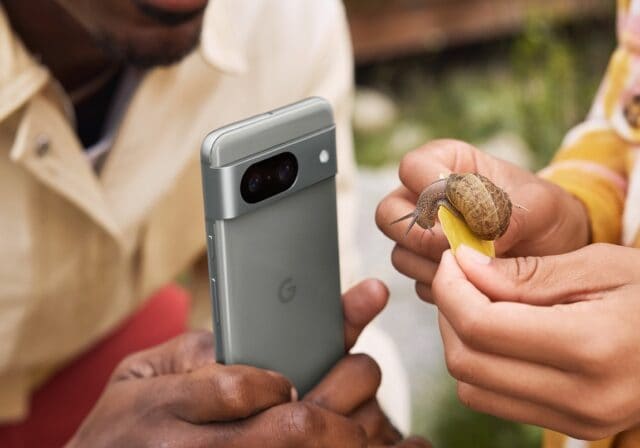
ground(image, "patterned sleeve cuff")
xmin=540 ymin=166 xmax=625 ymax=244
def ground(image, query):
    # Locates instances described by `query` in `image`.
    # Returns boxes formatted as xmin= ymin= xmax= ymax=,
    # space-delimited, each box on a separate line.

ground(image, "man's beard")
xmin=93 ymin=25 xmax=203 ymax=69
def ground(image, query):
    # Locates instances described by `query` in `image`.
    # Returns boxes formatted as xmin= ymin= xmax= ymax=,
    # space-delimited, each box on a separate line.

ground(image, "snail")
xmin=392 ymin=173 xmax=513 ymax=241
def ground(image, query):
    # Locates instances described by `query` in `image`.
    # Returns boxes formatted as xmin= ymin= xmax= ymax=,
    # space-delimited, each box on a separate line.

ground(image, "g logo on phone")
xmin=278 ymin=278 xmax=296 ymax=303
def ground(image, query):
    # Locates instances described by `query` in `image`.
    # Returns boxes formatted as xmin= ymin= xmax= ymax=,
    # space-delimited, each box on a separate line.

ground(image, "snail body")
xmin=393 ymin=173 xmax=513 ymax=241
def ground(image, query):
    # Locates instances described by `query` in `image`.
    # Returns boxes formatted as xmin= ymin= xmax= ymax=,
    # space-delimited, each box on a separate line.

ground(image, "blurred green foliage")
xmin=354 ymin=16 xmax=616 ymax=169
xmin=412 ymin=377 xmax=542 ymax=448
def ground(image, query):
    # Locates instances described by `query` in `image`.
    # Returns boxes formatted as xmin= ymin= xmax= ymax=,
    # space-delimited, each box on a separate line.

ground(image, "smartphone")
xmin=200 ymin=97 xmax=344 ymax=394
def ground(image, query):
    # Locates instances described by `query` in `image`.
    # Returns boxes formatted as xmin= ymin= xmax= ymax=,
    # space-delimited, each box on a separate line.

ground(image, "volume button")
xmin=206 ymin=219 xmax=215 ymax=255
xmin=207 ymin=233 xmax=217 ymax=320
xmin=207 ymin=234 xmax=214 ymax=257
xmin=211 ymin=277 xmax=220 ymax=325
xmin=210 ymin=277 xmax=225 ymax=362
xmin=206 ymin=223 xmax=223 ymax=361
xmin=207 ymin=233 xmax=217 ymax=278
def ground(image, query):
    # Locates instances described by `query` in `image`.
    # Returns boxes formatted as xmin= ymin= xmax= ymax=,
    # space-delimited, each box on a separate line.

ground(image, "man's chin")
xmin=124 ymin=39 xmax=201 ymax=68
xmin=94 ymin=23 xmax=203 ymax=68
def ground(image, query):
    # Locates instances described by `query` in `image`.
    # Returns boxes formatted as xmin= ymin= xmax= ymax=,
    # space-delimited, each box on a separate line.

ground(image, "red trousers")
xmin=0 ymin=284 xmax=190 ymax=448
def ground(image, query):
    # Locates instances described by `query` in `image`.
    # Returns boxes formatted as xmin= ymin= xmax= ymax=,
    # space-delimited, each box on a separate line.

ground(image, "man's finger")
xmin=455 ymin=244 xmax=632 ymax=306
xmin=304 ymin=354 xmax=381 ymax=415
xmin=343 ymin=279 xmax=389 ymax=351
xmin=348 ymin=399 xmax=402 ymax=444
xmin=370 ymin=437 xmax=433 ymax=448
xmin=163 ymin=364 xmax=294 ymax=423
xmin=194 ymin=402 xmax=367 ymax=448
xmin=112 ymin=331 xmax=215 ymax=381
xmin=392 ymin=436 xmax=433 ymax=448
xmin=433 ymin=251 xmax=590 ymax=370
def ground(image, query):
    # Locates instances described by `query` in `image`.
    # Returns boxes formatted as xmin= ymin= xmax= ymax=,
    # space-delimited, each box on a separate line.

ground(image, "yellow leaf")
xmin=438 ymin=206 xmax=495 ymax=257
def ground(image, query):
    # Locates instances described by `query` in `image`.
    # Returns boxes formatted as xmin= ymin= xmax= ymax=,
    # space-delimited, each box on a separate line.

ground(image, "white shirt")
xmin=0 ymin=0 xmax=358 ymax=420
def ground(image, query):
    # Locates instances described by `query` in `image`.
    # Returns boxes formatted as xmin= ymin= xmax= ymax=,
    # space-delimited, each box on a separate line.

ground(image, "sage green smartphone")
xmin=200 ymin=97 xmax=344 ymax=394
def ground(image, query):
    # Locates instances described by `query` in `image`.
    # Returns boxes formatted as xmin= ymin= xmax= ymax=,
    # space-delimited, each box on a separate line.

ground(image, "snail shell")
xmin=392 ymin=173 xmax=513 ymax=241
xmin=445 ymin=173 xmax=512 ymax=240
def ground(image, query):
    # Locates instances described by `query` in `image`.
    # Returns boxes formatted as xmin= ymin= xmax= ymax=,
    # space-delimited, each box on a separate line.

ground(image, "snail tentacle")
xmin=390 ymin=173 xmax=513 ymax=241
xmin=390 ymin=211 xmax=416 ymax=226
xmin=390 ymin=211 xmax=421 ymax=240
xmin=402 ymin=215 xmax=420 ymax=239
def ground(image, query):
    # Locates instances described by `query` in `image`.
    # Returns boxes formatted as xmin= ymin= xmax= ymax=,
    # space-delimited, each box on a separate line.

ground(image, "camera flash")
xmin=319 ymin=149 xmax=330 ymax=164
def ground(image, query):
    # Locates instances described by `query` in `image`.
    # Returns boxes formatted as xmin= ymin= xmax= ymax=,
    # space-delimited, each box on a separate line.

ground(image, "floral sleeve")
xmin=538 ymin=0 xmax=640 ymax=245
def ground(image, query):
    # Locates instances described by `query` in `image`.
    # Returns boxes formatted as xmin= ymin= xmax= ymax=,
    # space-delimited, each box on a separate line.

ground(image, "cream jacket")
xmin=0 ymin=0 xmax=357 ymax=421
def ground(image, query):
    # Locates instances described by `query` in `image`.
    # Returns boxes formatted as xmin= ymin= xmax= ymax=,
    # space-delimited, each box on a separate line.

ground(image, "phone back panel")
xmin=201 ymin=98 xmax=344 ymax=394
xmin=214 ymin=178 xmax=343 ymax=393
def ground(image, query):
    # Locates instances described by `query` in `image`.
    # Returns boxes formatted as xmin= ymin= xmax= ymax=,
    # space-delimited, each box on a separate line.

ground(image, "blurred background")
xmin=345 ymin=0 xmax=616 ymax=446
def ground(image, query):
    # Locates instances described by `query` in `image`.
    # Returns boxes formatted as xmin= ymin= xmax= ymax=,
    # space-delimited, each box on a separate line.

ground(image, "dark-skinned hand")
xmin=67 ymin=279 xmax=432 ymax=448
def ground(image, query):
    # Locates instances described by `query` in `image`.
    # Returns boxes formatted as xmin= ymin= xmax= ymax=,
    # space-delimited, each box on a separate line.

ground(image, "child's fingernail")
xmin=458 ymin=244 xmax=491 ymax=265
xmin=290 ymin=387 xmax=299 ymax=402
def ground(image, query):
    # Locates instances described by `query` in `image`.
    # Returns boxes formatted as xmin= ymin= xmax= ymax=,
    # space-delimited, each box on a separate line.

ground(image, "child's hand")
xmin=432 ymin=243 xmax=640 ymax=440
xmin=375 ymin=139 xmax=590 ymax=302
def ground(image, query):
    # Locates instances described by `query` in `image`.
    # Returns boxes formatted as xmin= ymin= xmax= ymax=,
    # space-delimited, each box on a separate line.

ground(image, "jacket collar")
xmin=2 ymin=1 xmax=247 ymax=248
xmin=199 ymin=0 xmax=248 ymax=74
xmin=0 ymin=5 xmax=49 ymax=123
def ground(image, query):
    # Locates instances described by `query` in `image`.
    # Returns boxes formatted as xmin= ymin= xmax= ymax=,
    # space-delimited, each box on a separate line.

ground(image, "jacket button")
xmin=624 ymin=95 xmax=640 ymax=129
xmin=35 ymin=135 xmax=51 ymax=157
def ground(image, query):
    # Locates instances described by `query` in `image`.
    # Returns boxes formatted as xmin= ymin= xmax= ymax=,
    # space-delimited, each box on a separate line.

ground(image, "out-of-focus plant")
xmin=354 ymin=15 xmax=615 ymax=168
xmin=510 ymin=16 xmax=613 ymax=164
xmin=413 ymin=378 xmax=541 ymax=448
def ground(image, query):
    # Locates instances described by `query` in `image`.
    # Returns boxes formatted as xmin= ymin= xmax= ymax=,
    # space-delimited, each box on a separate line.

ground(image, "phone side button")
xmin=211 ymin=277 xmax=221 ymax=326
xmin=210 ymin=277 xmax=225 ymax=362
xmin=207 ymin=234 xmax=214 ymax=257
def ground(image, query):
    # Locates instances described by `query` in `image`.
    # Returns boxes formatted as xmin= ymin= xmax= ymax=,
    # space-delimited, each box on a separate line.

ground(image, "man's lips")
xmin=137 ymin=0 xmax=208 ymax=13
xmin=132 ymin=0 xmax=208 ymax=26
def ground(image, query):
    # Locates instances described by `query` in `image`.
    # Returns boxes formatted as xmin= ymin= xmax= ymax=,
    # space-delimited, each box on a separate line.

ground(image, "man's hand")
xmin=376 ymin=140 xmax=590 ymax=302
xmin=309 ymin=279 xmax=432 ymax=447
xmin=431 ymin=244 xmax=640 ymax=441
xmin=68 ymin=331 xmax=367 ymax=448
xmin=304 ymin=354 xmax=430 ymax=447
xmin=67 ymin=280 xmax=431 ymax=447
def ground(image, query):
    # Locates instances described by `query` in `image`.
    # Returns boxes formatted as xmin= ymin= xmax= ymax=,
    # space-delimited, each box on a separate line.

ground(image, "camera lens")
xmin=278 ymin=159 xmax=295 ymax=184
xmin=247 ymin=173 xmax=262 ymax=193
xmin=241 ymin=152 xmax=298 ymax=204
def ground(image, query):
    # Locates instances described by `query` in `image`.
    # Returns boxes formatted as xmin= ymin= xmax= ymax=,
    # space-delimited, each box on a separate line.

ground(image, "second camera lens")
xmin=277 ymin=159 xmax=295 ymax=184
